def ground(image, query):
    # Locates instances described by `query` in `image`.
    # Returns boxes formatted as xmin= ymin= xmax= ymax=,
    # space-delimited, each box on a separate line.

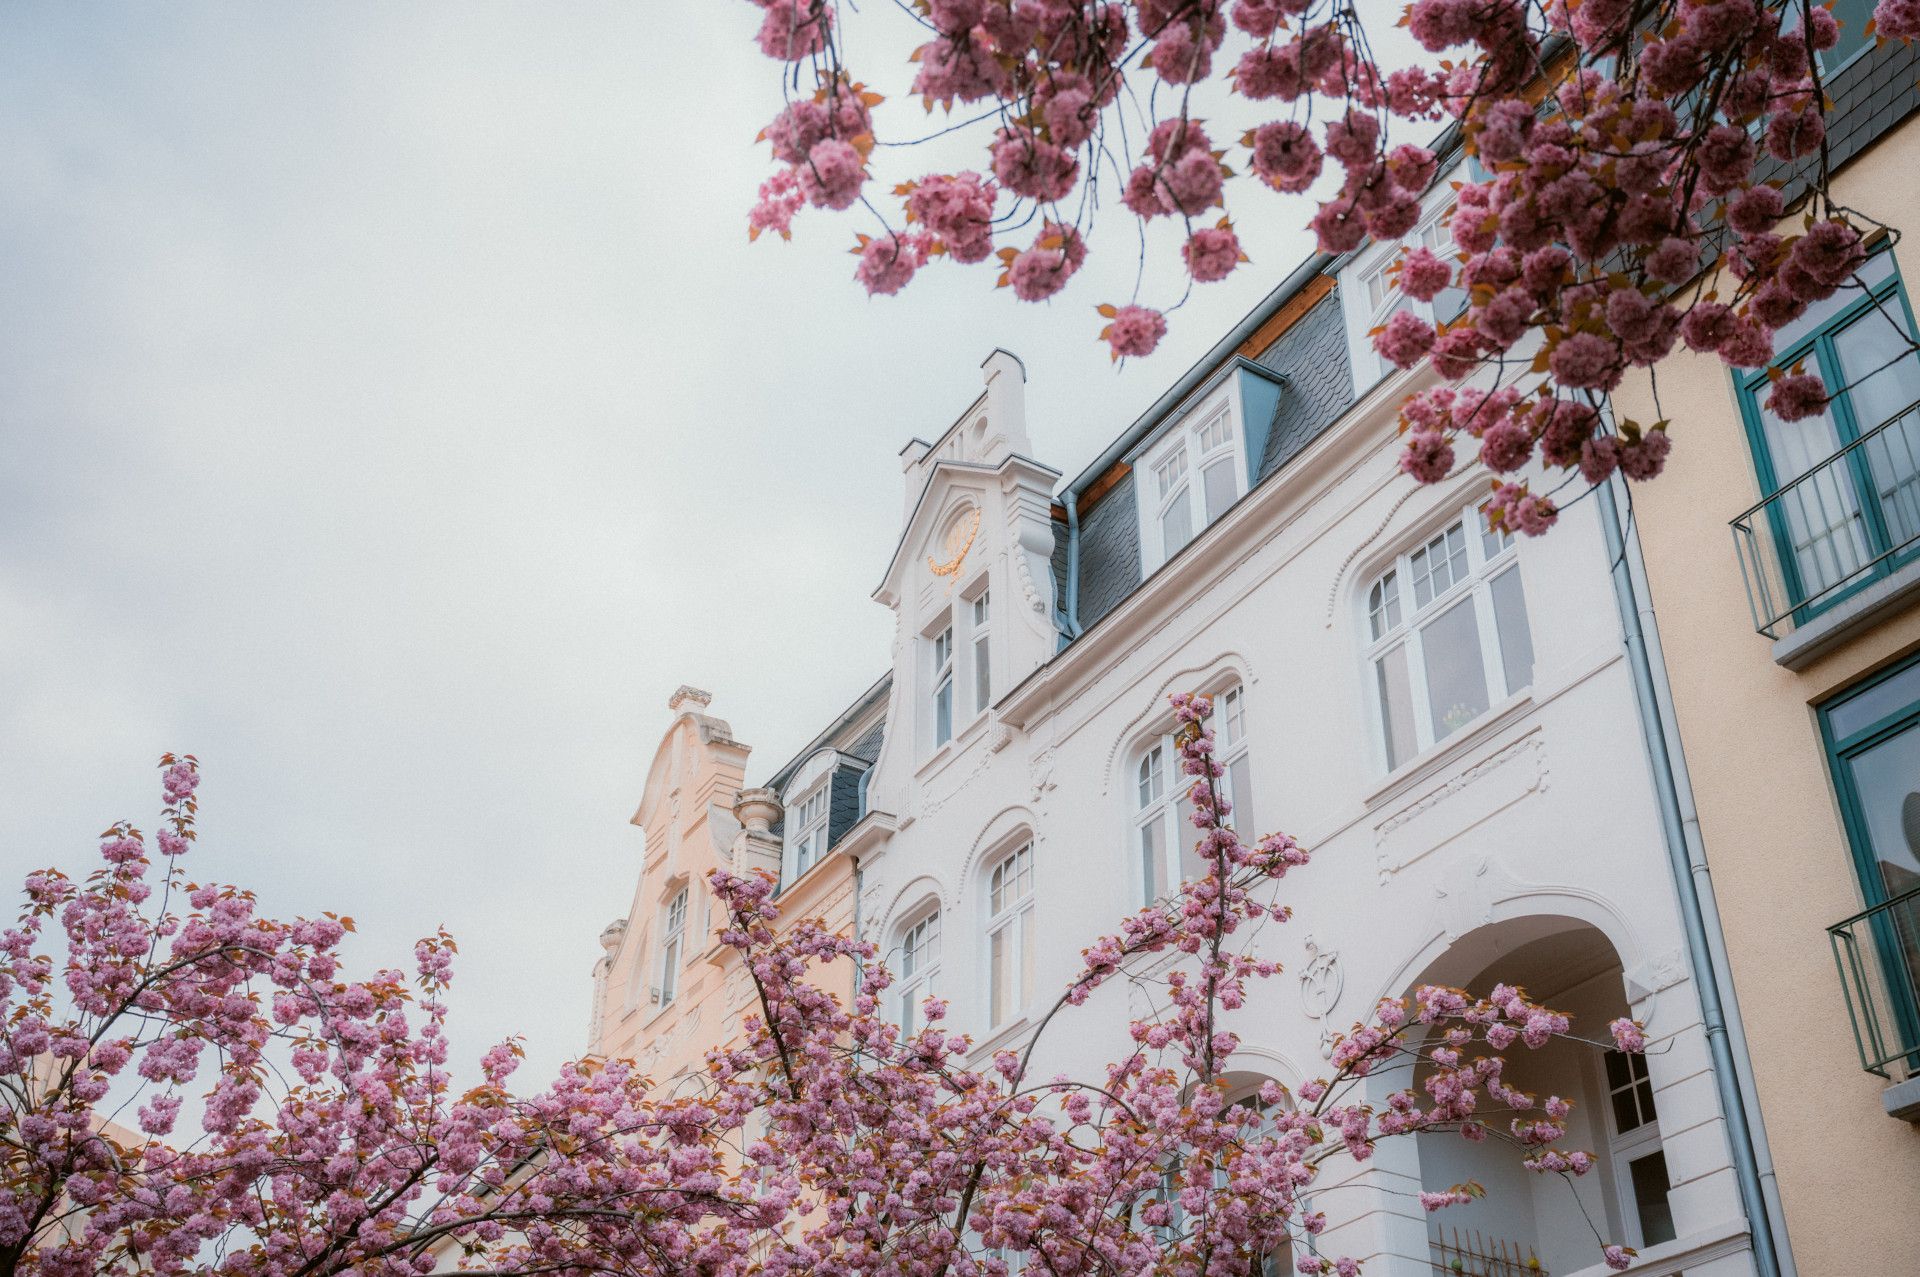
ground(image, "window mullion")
xmin=1471 ymin=579 xmax=1508 ymax=701
xmin=1406 ymin=626 xmax=1436 ymax=749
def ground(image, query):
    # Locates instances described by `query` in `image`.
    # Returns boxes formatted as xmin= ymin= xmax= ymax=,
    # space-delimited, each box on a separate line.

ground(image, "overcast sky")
xmin=0 ymin=4 xmax=1342 ymax=1082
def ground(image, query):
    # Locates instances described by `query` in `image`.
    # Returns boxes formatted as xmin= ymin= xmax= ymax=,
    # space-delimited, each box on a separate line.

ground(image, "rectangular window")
xmin=1738 ymin=250 xmax=1920 ymax=622
xmin=1141 ymin=400 xmax=1243 ymax=568
xmin=932 ymin=625 xmax=954 ymax=748
xmin=658 ymin=888 xmax=688 ymax=1005
xmin=1364 ymin=506 xmax=1532 ymax=770
xmin=1819 ymin=661 xmax=1920 ymax=1072
xmin=789 ymin=784 xmax=829 ymax=877
xmin=972 ymin=591 xmax=992 ymax=713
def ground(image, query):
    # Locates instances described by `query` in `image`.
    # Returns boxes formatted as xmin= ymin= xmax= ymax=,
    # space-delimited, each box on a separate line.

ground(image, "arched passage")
xmin=1397 ymin=916 xmax=1677 ymax=1275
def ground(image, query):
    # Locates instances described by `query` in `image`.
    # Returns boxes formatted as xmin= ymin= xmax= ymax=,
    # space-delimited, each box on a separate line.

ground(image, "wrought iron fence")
xmin=1428 ymin=1227 xmax=1546 ymax=1276
xmin=1827 ymin=885 xmax=1920 ymax=1081
xmin=1731 ymin=400 xmax=1920 ymax=638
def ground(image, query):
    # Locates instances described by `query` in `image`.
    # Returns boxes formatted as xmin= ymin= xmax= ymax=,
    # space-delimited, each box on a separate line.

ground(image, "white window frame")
xmin=1131 ymin=685 xmax=1252 ymax=908
xmin=930 ymin=622 xmax=955 ymax=750
xmin=985 ymin=843 xmax=1035 ymax=1030
xmin=1362 ymin=503 xmax=1535 ymax=773
xmin=656 ymin=886 xmax=689 ymax=1006
xmin=1138 ymin=398 xmax=1245 ymax=572
xmin=1342 ymin=176 xmax=1466 ymax=388
xmin=895 ymin=907 xmax=941 ymax=1036
xmin=1599 ymin=1048 xmax=1673 ymax=1251
xmin=970 ymin=587 xmax=993 ymax=714
xmin=925 ymin=572 xmax=994 ymax=758
xmin=787 ymin=781 xmax=830 ymax=880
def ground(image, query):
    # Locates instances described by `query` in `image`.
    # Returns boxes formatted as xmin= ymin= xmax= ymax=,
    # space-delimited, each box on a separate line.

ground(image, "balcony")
xmin=1827 ymin=886 xmax=1920 ymax=1088
xmin=1731 ymin=400 xmax=1920 ymax=642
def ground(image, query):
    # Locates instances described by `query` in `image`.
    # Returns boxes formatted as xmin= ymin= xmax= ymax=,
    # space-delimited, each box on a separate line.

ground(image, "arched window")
xmin=1133 ymin=686 xmax=1253 ymax=907
xmin=986 ymin=844 xmax=1035 ymax=1030
xmin=656 ymin=886 xmax=689 ymax=1006
xmin=1364 ymin=504 xmax=1534 ymax=771
xmin=896 ymin=908 xmax=941 ymax=1036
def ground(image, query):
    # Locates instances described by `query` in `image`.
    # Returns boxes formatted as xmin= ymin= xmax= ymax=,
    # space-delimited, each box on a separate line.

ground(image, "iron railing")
xmin=1827 ymin=885 xmax=1920 ymax=1081
xmin=1731 ymin=399 xmax=1920 ymax=638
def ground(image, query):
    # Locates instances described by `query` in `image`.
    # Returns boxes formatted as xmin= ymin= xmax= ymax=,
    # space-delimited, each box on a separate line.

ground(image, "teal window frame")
xmin=1734 ymin=246 xmax=1920 ymax=624
xmin=1818 ymin=653 xmax=1920 ymax=1067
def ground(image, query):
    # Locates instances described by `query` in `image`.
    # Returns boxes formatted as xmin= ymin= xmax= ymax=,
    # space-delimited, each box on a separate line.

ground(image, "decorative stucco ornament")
xmin=927 ymin=506 xmax=981 ymax=590
xmin=1299 ymin=935 xmax=1345 ymax=1059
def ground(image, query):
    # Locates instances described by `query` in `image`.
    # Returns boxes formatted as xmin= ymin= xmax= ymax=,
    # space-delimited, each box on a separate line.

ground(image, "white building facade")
xmin=716 ymin=203 xmax=1780 ymax=1277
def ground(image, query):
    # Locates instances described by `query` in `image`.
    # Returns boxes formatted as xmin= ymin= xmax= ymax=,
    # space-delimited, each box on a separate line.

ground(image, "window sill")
xmin=915 ymin=710 xmax=992 ymax=781
xmin=967 ymin=1013 xmax=1034 ymax=1064
xmin=1771 ymin=554 xmax=1920 ymax=670
xmin=1361 ymin=689 xmax=1535 ymax=810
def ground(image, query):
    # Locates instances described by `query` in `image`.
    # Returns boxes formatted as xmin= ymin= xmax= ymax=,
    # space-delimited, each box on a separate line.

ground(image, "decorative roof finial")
xmin=668 ymin=686 xmax=712 ymax=713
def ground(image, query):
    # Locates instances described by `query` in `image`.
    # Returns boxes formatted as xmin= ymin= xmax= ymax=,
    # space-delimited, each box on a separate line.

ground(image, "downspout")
xmin=1064 ymin=490 xmax=1084 ymax=640
xmin=1598 ymin=475 xmax=1792 ymax=1277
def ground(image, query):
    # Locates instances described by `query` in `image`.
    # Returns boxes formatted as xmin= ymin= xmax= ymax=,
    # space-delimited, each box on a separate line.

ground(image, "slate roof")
xmin=1070 ymin=287 xmax=1353 ymax=633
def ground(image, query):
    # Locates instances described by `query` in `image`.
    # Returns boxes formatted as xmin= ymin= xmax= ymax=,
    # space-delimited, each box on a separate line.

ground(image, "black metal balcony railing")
xmin=1827 ymin=886 xmax=1920 ymax=1081
xmin=1731 ymin=400 xmax=1920 ymax=638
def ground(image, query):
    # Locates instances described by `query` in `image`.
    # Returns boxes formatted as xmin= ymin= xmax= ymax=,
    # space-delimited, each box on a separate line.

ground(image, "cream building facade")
xmin=1612 ymin=29 xmax=1920 ymax=1275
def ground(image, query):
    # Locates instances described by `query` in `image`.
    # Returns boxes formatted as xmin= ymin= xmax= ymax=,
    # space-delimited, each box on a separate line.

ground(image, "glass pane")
xmin=1842 ymin=719 xmax=1920 ymax=899
xmin=1827 ymin=0 xmax=1877 ymax=66
xmin=1138 ymin=746 xmax=1163 ymax=809
xmin=901 ymin=983 xmax=917 ymax=1036
xmin=1604 ymin=1049 xmax=1632 ymax=1091
xmin=975 ymin=637 xmax=992 ymax=712
xmin=935 ymin=680 xmax=953 ymax=745
xmin=1834 ymin=301 xmax=1920 ymax=435
xmin=1422 ymin=599 xmax=1491 ymax=743
xmin=1156 ymin=446 xmax=1188 ymax=498
xmin=1865 ymin=404 xmax=1920 ymax=551
xmin=1222 ymin=686 xmax=1246 ymax=745
xmin=1835 ymin=305 xmax=1920 ymax=549
xmin=1481 ymin=506 xmax=1514 ymax=560
xmin=1202 ymin=456 xmax=1236 ymax=522
xmin=1611 ymin=1083 xmax=1643 ymax=1134
xmin=1141 ymin=818 xmax=1166 ymax=904
xmin=991 ymin=927 xmax=1009 ymax=1026
xmin=1376 ymin=646 xmax=1417 ymax=769
xmin=1228 ymin=753 xmax=1253 ymax=837
xmin=1760 ymin=396 xmax=1873 ymax=601
xmin=1490 ymin=567 xmax=1535 ymax=694
xmin=1162 ymin=493 xmax=1193 ymax=558
xmin=1629 ymin=1151 xmax=1678 ymax=1247
xmin=1829 ymin=662 xmax=1920 ymax=740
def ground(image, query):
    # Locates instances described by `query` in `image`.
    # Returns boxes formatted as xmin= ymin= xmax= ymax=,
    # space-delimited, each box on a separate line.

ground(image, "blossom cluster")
xmin=744 ymin=0 xmax=1920 ymax=518
xmin=6 ymin=718 xmax=1648 ymax=1277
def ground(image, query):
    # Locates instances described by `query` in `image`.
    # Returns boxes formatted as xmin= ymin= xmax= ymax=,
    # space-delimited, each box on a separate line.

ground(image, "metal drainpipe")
xmin=1598 ymin=475 xmax=1790 ymax=1277
xmin=1064 ymin=489 xmax=1084 ymax=639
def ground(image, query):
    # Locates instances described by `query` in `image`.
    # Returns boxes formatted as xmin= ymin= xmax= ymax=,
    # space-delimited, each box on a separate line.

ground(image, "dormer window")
xmin=1140 ymin=401 xmax=1245 ymax=571
xmin=788 ymin=783 xmax=829 ymax=878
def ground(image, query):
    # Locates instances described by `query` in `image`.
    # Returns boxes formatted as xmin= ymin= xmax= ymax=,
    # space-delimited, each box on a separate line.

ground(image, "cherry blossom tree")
xmin=742 ymin=0 xmax=1920 ymax=531
xmin=4 ymin=710 xmax=1652 ymax=1277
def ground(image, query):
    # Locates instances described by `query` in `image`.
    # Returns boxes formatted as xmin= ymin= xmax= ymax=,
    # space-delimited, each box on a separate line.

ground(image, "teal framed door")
xmin=1737 ymin=252 xmax=1920 ymax=622
xmin=1821 ymin=657 xmax=1920 ymax=1068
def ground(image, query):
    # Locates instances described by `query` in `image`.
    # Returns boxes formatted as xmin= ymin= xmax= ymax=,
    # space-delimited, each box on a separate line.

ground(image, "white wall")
xmin=850 ymin=353 xmax=1759 ymax=1276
